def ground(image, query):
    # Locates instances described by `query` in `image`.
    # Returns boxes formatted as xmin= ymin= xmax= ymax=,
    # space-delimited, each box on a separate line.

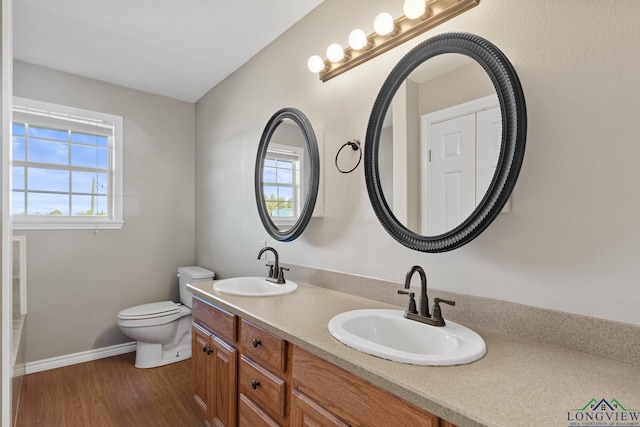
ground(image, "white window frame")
xmin=263 ymin=143 xmax=303 ymax=228
xmin=11 ymin=97 xmax=124 ymax=230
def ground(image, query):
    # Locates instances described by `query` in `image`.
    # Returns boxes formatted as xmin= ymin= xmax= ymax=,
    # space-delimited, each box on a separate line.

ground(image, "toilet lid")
xmin=118 ymin=301 xmax=180 ymax=320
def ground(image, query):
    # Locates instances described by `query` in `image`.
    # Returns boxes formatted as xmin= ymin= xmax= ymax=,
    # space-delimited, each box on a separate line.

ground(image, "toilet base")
xmin=134 ymin=341 xmax=192 ymax=369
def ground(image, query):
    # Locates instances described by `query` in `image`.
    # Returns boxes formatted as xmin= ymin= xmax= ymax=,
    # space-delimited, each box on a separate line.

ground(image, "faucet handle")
xmin=398 ymin=290 xmax=418 ymax=315
xmin=276 ymin=267 xmax=289 ymax=284
xmin=265 ymin=263 xmax=275 ymax=278
xmin=432 ymin=298 xmax=455 ymax=323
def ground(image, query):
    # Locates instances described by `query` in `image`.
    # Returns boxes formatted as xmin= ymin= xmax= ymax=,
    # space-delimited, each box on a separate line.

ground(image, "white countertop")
xmin=188 ymin=281 xmax=640 ymax=427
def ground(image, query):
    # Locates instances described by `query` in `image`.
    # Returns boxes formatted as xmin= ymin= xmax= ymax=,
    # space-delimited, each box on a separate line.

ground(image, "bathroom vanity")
xmin=191 ymin=296 xmax=449 ymax=427
xmin=188 ymin=281 xmax=640 ymax=427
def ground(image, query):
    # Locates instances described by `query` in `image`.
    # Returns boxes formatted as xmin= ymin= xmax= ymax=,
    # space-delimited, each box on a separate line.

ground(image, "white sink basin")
xmin=328 ymin=309 xmax=486 ymax=366
xmin=213 ymin=276 xmax=298 ymax=296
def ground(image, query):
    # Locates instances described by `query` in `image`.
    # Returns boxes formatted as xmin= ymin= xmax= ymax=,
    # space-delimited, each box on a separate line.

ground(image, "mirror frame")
xmin=365 ymin=32 xmax=527 ymax=252
xmin=255 ymin=107 xmax=320 ymax=242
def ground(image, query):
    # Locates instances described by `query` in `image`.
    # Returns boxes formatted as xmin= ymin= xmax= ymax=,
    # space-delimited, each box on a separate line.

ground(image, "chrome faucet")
xmin=397 ymin=265 xmax=455 ymax=327
xmin=257 ymin=246 xmax=288 ymax=284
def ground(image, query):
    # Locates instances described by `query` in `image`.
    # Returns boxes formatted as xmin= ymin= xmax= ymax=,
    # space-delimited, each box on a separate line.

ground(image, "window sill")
xmin=272 ymin=218 xmax=298 ymax=228
xmin=13 ymin=217 xmax=124 ymax=231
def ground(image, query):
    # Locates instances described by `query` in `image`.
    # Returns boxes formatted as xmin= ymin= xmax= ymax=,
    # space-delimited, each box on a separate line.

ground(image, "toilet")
xmin=117 ymin=266 xmax=215 ymax=368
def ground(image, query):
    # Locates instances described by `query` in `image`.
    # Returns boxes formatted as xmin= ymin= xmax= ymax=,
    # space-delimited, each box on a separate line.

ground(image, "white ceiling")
xmin=13 ymin=0 xmax=325 ymax=103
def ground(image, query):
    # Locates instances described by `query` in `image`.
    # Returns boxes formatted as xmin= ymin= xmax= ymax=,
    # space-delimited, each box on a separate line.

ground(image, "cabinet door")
xmin=211 ymin=335 xmax=238 ymax=427
xmin=292 ymin=347 xmax=439 ymax=427
xmin=192 ymin=324 xmax=211 ymax=418
xmin=291 ymin=389 xmax=349 ymax=427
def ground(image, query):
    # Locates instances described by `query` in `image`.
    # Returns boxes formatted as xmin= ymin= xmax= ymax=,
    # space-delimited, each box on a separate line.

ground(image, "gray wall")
xmin=14 ymin=61 xmax=197 ymax=362
xmin=195 ymin=0 xmax=640 ymax=326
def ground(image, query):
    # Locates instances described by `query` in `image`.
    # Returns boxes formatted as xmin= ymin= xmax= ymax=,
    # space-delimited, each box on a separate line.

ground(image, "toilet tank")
xmin=178 ymin=266 xmax=215 ymax=308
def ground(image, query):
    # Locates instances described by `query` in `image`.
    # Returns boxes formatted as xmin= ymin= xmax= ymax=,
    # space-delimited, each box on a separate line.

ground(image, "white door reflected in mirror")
xmin=423 ymin=95 xmax=501 ymax=235
xmin=380 ymin=54 xmax=502 ymax=236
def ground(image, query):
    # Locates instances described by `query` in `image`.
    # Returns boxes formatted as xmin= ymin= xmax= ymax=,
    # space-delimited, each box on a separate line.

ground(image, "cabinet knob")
xmin=202 ymin=346 xmax=213 ymax=355
xmin=251 ymin=380 xmax=260 ymax=390
xmin=252 ymin=338 xmax=261 ymax=348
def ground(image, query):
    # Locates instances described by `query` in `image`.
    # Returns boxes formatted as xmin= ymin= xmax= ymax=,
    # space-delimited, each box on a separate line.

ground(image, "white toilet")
xmin=117 ymin=266 xmax=215 ymax=368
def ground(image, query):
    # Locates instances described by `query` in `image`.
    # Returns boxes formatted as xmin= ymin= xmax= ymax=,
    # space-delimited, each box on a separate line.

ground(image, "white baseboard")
xmin=25 ymin=342 xmax=136 ymax=375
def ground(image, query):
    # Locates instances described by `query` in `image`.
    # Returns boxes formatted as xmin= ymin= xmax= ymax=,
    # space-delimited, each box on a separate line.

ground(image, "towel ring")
xmin=335 ymin=139 xmax=362 ymax=174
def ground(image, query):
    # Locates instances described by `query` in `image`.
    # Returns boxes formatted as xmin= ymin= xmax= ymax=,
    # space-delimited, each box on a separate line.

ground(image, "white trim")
xmin=11 ymin=97 xmax=124 ymax=230
xmin=12 ymin=236 xmax=26 ymax=315
xmin=25 ymin=342 xmax=136 ymax=375
xmin=265 ymin=142 xmax=304 ymax=227
xmin=13 ymin=97 xmax=121 ymax=130
xmin=421 ymin=94 xmax=499 ymax=124
xmin=1 ymin=0 xmax=13 ymax=425
xmin=13 ymin=217 xmax=124 ymax=231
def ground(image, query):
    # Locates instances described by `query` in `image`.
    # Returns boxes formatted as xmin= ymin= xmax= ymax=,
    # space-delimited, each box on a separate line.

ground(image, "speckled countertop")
xmin=188 ymin=281 xmax=640 ymax=427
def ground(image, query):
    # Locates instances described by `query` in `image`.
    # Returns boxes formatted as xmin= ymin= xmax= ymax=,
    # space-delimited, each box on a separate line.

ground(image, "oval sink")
xmin=213 ymin=276 xmax=298 ymax=296
xmin=328 ymin=309 xmax=486 ymax=366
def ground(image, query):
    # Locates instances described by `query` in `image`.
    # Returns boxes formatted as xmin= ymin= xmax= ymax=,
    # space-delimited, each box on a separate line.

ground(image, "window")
xmin=262 ymin=144 xmax=303 ymax=227
xmin=12 ymin=97 xmax=123 ymax=230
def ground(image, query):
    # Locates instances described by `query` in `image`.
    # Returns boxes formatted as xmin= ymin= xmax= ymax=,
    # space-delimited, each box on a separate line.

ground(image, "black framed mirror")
xmin=365 ymin=33 xmax=527 ymax=252
xmin=255 ymin=108 xmax=320 ymax=241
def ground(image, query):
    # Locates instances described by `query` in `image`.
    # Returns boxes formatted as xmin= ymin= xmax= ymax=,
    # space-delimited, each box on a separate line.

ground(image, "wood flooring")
xmin=16 ymin=352 xmax=206 ymax=427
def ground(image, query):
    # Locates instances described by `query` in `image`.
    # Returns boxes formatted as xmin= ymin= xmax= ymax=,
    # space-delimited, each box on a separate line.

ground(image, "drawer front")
xmin=239 ymin=394 xmax=280 ymax=427
xmin=239 ymin=319 xmax=287 ymax=373
xmin=239 ymin=355 xmax=287 ymax=419
xmin=192 ymin=297 xmax=236 ymax=342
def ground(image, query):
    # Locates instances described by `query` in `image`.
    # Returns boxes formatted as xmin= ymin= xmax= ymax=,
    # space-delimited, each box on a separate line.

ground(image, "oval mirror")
xmin=365 ymin=33 xmax=527 ymax=252
xmin=255 ymin=108 xmax=320 ymax=241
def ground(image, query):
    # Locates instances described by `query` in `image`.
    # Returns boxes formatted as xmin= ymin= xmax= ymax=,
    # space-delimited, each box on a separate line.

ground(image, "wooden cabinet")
xmin=192 ymin=298 xmax=238 ymax=427
xmin=192 ymin=297 xmax=457 ymax=427
xmin=192 ymin=297 xmax=289 ymax=427
xmin=237 ymin=319 xmax=289 ymax=426
xmin=291 ymin=346 xmax=452 ymax=427
xmin=191 ymin=323 xmax=212 ymax=417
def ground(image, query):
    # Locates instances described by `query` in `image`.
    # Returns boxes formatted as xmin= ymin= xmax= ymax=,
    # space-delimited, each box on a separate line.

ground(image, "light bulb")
xmin=374 ymin=12 xmax=394 ymax=36
xmin=403 ymin=0 xmax=426 ymax=19
xmin=307 ymin=55 xmax=325 ymax=73
xmin=348 ymin=29 xmax=368 ymax=50
xmin=326 ymin=43 xmax=345 ymax=63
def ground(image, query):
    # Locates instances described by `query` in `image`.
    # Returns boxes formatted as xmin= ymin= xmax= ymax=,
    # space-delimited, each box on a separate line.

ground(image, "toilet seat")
xmin=117 ymin=301 xmax=191 ymax=328
xmin=119 ymin=301 xmax=180 ymax=319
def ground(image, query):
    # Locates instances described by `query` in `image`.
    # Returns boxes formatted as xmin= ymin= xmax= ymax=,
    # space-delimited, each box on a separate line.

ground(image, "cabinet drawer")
xmin=239 ymin=394 xmax=280 ymax=427
xmin=192 ymin=297 xmax=236 ymax=342
xmin=239 ymin=319 xmax=287 ymax=373
xmin=239 ymin=355 xmax=287 ymax=419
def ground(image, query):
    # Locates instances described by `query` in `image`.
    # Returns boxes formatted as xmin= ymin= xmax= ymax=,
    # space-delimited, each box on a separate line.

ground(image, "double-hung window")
xmin=12 ymin=97 xmax=123 ymax=230
xmin=262 ymin=144 xmax=303 ymax=227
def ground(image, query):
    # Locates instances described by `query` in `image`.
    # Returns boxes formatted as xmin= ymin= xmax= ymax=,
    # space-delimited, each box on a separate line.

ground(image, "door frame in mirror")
xmin=365 ymin=32 xmax=527 ymax=252
xmin=255 ymin=107 xmax=320 ymax=241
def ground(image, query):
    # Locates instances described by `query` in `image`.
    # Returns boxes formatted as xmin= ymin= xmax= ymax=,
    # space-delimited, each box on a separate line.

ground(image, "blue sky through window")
xmin=12 ymin=123 xmax=110 ymax=216
xmin=263 ymin=154 xmax=296 ymax=219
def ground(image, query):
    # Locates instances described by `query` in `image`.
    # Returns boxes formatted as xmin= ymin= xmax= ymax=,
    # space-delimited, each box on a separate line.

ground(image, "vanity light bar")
xmin=308 ymin=0 xmax=480 ymax=82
